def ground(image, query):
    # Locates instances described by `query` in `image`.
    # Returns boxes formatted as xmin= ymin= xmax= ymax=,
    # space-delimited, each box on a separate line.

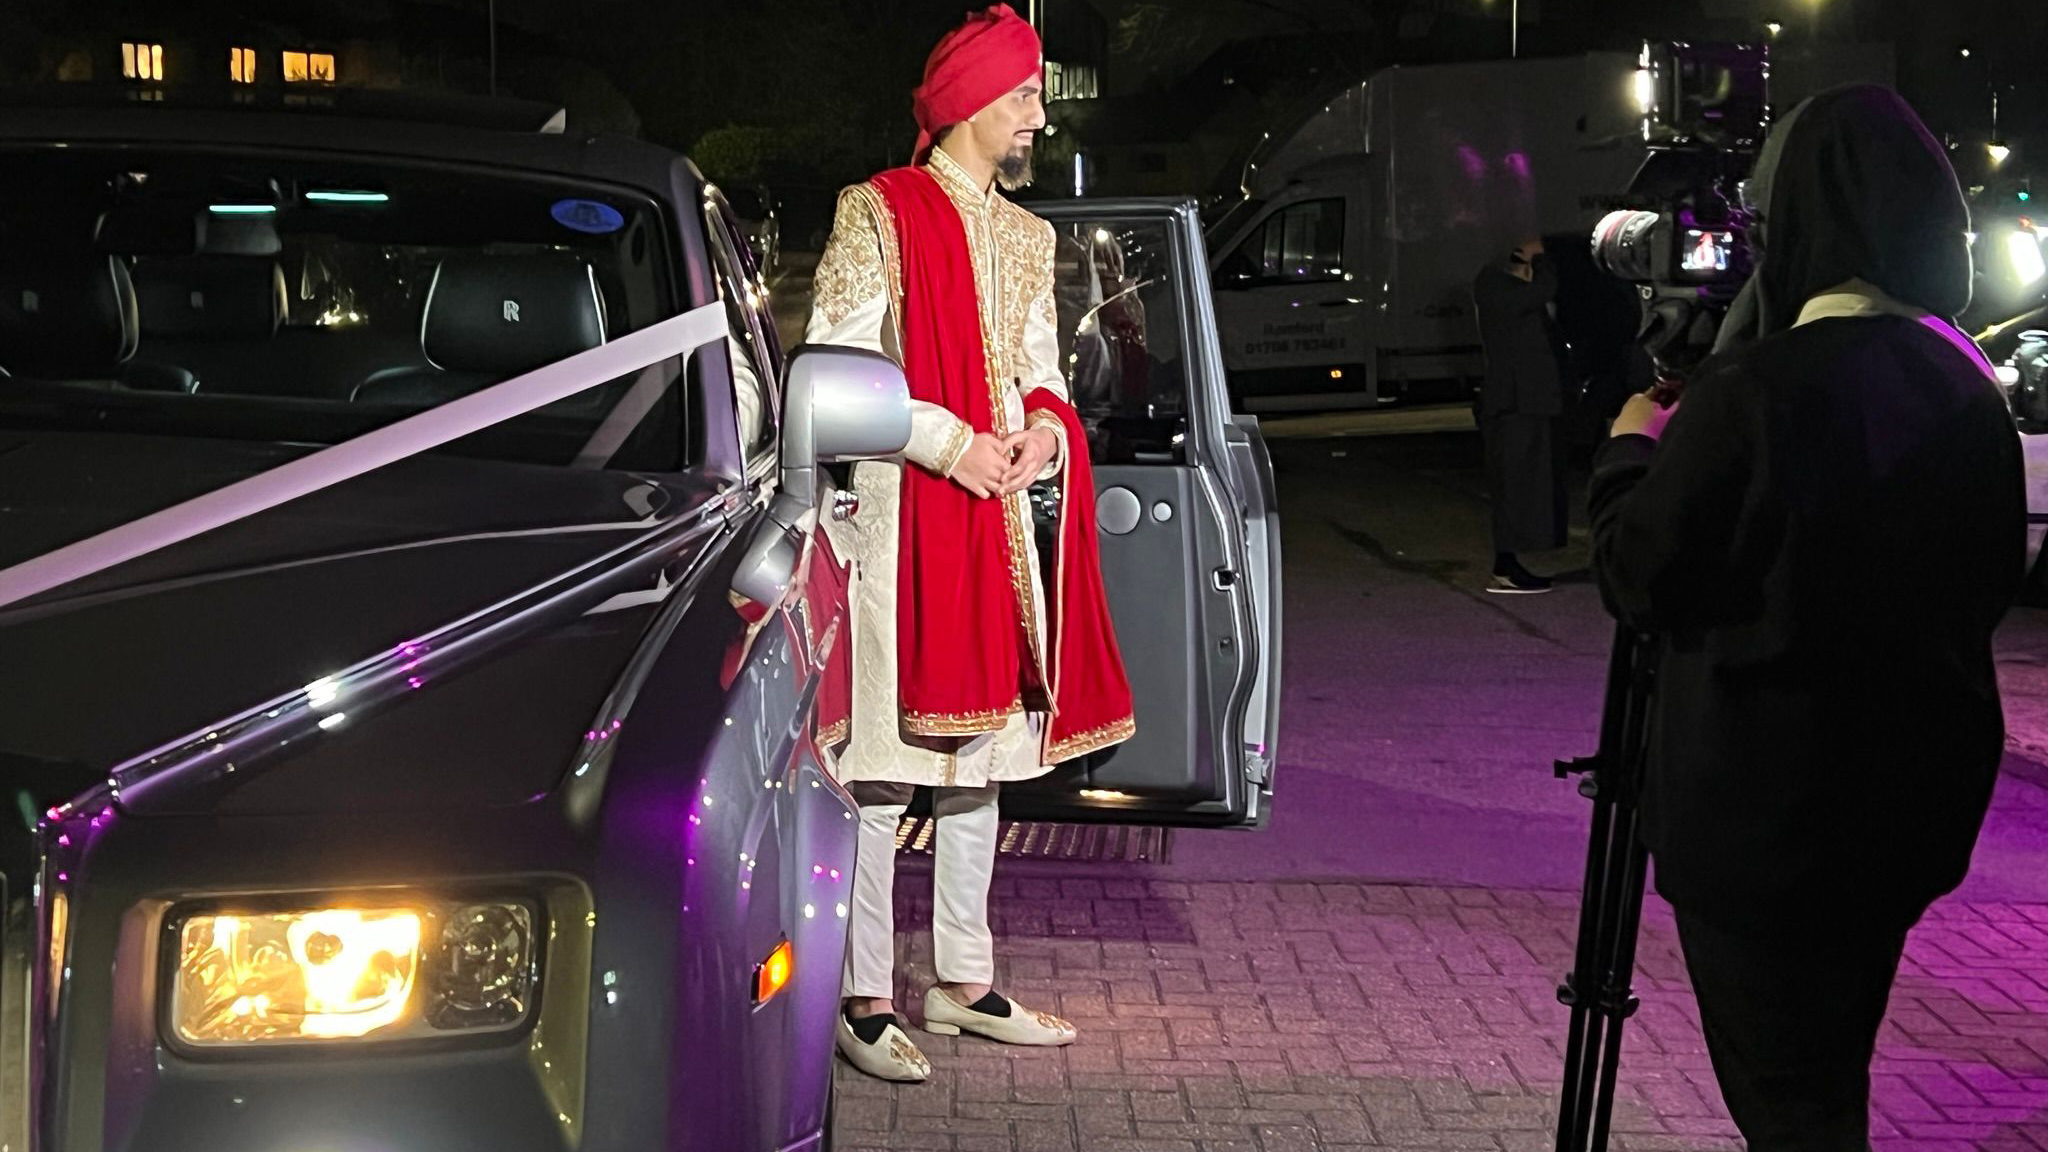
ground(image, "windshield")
xmin=0 ymin=145 xmax=685 ymax=470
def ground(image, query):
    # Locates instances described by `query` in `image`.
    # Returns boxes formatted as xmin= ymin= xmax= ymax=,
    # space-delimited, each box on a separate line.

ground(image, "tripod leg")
xmin=1555 ymin=789 xmax=1617 ymax=1150
xmin=1555 ymin=630 xmax=1658 ymax=1152
xmin=1589 ymin=834 xmax=1651 ymax=1152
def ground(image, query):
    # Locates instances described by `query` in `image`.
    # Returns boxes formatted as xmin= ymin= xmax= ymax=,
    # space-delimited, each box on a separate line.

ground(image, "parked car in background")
xmin=725 ymin=184 xmax=782 ymax=278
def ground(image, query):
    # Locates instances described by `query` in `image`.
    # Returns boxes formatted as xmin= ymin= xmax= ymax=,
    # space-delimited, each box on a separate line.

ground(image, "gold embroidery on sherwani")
xmin=813 ymin=190 xmax=887 ymax=328
xmin=903 ymin=698 xmax=1025 ymax=739
xmin=1047 ymin=715 xmax=1138 ymax=764
xmin=936 ymin=421 xmax=972 ymax=476
xmin=844 ymin=184 xmax=904 ymax=355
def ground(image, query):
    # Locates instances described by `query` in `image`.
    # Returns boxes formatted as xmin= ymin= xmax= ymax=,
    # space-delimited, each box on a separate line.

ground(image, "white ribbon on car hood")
xmin=0 ymin=301 xmax=729 ymax=612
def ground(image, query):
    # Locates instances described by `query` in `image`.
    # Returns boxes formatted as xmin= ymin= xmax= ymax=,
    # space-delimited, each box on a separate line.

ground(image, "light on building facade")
xmin=122 ymin=43 xmax=165 ymax=83
xmin=283 ymin=51 xmax=337 ymax=84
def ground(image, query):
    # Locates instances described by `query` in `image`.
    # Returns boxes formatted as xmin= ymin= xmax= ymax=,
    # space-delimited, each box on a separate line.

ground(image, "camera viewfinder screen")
xmin=1682 ymin=229 xmax=1734 ymax=275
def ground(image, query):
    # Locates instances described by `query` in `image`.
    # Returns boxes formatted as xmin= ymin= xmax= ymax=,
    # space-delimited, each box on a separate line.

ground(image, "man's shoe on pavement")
xmin=1486 ymin=558 xmax=1553 ymax=595
xmin=922 ymin=986 xmax=1077 ymax=1046
xmin=836 ymin=1011 xmax=931 ymax=1081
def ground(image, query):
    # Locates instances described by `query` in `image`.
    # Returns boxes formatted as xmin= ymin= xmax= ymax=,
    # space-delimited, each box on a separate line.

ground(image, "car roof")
xmin=0 ymin=86 xmax=698 ymax=203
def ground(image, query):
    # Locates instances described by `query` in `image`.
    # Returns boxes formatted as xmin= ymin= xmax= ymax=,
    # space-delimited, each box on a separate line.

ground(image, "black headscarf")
xmin=1714 ymin=84 xmax=1974 ymax=353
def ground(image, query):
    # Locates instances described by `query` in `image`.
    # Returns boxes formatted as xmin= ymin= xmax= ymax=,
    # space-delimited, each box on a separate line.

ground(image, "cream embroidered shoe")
xmin=922 ymin=987 xmax=1078 ymax=1047
xmin=835 ymin=1013 xmax=931 ymax=1082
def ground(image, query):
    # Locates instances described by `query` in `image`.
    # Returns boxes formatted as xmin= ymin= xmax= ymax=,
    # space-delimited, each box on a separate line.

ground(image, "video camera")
xmin=1590 ymin=41 xmax=1772 ymax=384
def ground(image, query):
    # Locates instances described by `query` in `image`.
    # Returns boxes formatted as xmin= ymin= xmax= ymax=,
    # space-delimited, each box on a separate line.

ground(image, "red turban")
xmin=911 ymin=4 xmax=1043 ymax=163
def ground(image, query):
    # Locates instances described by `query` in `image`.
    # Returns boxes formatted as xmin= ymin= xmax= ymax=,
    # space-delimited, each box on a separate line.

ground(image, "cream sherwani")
xmin=808 ymin=148 xmax=1074 ymax=792
xmin=807 ymin=150 xmax=1074 ymax=997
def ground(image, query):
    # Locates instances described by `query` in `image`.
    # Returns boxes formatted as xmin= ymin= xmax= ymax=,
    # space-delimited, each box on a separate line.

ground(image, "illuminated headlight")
xmin=168 ymin=899 xmax=536 ymax=1047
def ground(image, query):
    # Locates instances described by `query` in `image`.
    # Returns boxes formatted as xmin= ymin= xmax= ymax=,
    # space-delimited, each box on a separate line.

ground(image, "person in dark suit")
xmin=1474 ymin=238 xmax=1568 ymax=593
xmin=1589 ymin=85 xmax=2025 ymax=1149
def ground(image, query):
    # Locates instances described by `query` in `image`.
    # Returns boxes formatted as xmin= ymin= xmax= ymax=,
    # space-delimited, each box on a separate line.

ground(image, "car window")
xmin=702 ymin=193 xmax=780 ymax=467
xmin=725 ymin=188 xmax=765 ymax=220
xmin=0 ymin=146 xmax=687 ymax=471
xmin=1050 ymin=219 xmax=1187 ymax=466
xmin=1220 ymin=198 xmax=1345 ymax=286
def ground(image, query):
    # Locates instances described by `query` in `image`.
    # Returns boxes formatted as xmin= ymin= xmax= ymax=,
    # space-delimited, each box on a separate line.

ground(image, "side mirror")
xmin=732 ymin=345 xmax=912 ymax=605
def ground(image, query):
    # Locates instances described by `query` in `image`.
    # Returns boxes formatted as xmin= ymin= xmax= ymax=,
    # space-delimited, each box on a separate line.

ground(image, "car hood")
xmin=0 ymin=430 xmax=724 ymax=809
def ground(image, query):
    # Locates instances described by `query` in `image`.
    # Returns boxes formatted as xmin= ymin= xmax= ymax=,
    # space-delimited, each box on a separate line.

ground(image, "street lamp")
xmin=1989 ymin=89 xmax=2009 ymax=167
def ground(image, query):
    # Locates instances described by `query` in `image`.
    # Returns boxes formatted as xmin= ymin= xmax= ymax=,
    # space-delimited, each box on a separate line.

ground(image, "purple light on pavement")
xmin=56 ymin=834 xmax=70 ymax=847
xmin=1503 ymin=152 xmax=1533 ymax=182
xmin=56 ymin=873 xmax=67 ymax=882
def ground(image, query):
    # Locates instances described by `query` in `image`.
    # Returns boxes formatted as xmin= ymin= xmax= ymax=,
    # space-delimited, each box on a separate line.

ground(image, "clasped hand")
xmin=950 ymin=428 xmax=1059 ymax=498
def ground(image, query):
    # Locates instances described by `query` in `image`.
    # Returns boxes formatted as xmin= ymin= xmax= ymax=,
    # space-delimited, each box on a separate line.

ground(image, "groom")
xmin=806 ymin=3 xmax=1137 ymax=1082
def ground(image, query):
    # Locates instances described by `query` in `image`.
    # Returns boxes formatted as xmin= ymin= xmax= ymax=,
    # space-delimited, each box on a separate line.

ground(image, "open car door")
xmin=1001 ymin=199 xmax=1283 ymax=829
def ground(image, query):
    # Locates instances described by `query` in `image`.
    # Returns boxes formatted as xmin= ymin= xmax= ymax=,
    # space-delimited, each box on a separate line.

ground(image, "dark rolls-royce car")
xmin=0 ymin=88 xmax=1282 ymax=1152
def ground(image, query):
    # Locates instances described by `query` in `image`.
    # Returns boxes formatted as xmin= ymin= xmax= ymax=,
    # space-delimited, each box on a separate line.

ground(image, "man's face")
xmin=963 ymin=77 xmax=1046 ymax=190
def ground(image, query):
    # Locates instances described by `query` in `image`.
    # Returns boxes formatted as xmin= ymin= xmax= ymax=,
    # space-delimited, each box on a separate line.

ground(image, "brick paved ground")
xmin=802 ymin=406 xmax=2048 ymax=1149
xmin=833 ymin=865 xmax=2048 ymax=1151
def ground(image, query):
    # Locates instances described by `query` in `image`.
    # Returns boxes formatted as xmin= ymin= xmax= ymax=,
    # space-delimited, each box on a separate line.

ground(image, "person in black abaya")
xmin=1474 ymin=238 xmax=1570 ymax=593
xmin=1588 ymin=86 xmax=2025 ymax=1150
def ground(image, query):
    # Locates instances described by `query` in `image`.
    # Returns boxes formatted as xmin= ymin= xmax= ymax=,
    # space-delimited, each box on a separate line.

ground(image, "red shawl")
xmin=868 ymin=167 xmax=1134 ymax=763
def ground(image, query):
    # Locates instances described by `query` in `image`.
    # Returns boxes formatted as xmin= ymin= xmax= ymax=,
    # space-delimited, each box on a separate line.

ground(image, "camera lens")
xmin=1593 ymin=210 xmax=1664 ymax=283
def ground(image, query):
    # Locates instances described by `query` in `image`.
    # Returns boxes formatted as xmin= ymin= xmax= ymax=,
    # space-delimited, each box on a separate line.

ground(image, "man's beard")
xmin=996 ymin=145 xmax=1034 ymax=192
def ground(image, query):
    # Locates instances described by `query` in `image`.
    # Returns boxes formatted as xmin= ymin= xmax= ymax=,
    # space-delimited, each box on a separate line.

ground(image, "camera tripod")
xmin=1552 ymin=628 xmax=1660 ymax=1152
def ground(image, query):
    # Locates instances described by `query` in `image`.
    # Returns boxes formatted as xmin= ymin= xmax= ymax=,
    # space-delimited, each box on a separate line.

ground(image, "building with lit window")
xmin=0 ymin=1 xmax=638 ymax=136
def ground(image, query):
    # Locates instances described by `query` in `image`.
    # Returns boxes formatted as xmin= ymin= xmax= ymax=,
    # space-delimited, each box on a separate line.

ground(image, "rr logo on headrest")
xmin=503 ymin=300 xmax=521 ymax=323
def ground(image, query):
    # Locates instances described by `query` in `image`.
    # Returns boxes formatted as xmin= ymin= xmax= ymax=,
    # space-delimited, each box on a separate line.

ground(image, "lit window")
xmin=1044 ymin=61 xmax=1098 ymax=102
xmin=282 ymin=51 xmax=336 ymax=84
xmin=121 ymin=42 xmax=165 ymax=83
xmin=231 ymin=47 xmax=256 ymax=84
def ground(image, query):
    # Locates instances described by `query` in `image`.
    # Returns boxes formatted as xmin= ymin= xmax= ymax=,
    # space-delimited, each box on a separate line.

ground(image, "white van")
xmin=1206 ymin=43 xmax=1895 ymax=412
xmin=1206 ymin=52 xmax=1646 ymax=411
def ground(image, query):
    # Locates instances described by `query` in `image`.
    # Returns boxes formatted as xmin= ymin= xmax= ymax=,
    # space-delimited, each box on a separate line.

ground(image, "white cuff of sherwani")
xmin=1027 ymin=408 xmax=1067 ymax=482
xmin=906 ymin=400 xmax=973 ymax=477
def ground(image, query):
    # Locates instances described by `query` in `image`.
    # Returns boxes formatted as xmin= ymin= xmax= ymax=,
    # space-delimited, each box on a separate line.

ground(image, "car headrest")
xmin=133 ymin=257 xmax=288 ymax=340
xmin=0 ymin=251 xmax=140 ymax=377
xmin=423 ymin=253 xmax=607 ymax=375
